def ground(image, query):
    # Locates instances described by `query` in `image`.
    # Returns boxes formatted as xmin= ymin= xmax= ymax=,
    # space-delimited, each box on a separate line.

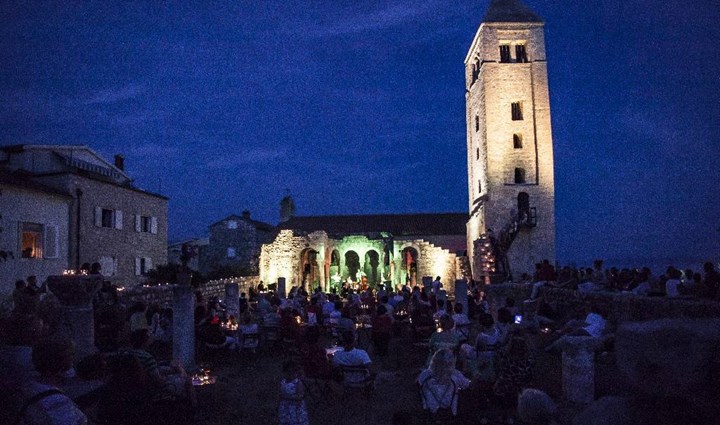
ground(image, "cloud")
xmin=206 ymin=147 xmax=287 ymax=169
xmin=307 ymin=1 xmax=442 ymax=37
xmin=83 ymin=83 xmax=145 ymax=105
xmin=126 ymin=143 xmax=179 ymax=159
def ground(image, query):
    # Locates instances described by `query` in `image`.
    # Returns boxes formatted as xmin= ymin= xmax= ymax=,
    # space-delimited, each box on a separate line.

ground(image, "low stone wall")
xmin=484 ymin=283 xmax=720 ymax=329
xmin=118 ymin=276 xmax=260 ymax=307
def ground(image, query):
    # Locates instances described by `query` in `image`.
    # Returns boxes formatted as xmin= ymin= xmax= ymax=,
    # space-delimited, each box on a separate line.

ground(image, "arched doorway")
xmin=401 ymin=247 xmax=419 ymax=287
xmin=364 ymin=250 xmax=380 ymax=287
xmin=299 ymin=248 xmax=320 ymax=291
xmin=328 ymin=249 xmax=341 ymax=290
xmin=518 ymin=192 xmax=530 ymax=222
xmin=344 ymin=251 xmax=360 ymax=283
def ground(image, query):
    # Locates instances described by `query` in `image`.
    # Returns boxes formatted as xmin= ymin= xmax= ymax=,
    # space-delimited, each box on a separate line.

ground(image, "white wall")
xmin=0 ymin=184 xmax=69 ymax=295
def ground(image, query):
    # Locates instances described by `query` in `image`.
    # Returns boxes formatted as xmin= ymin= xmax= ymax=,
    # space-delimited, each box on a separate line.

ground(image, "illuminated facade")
xmin=259 ymin=213 xmax=467 ymax=295
xmin=465 ymin=0 xmax=556 ymax=281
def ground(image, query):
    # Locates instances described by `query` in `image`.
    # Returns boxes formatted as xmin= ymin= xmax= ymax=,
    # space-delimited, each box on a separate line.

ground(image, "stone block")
xmin=615 ymin=319 xmax=720 ymax=412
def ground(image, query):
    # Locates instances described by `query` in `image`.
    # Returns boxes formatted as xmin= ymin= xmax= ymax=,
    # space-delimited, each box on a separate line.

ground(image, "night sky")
xmin=2 ymin=1 xmax=719 ymax=268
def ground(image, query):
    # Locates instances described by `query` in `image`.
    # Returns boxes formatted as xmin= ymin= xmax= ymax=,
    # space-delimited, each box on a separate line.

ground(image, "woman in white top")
xmin=417 ymin=348 xmax=470 ymax=416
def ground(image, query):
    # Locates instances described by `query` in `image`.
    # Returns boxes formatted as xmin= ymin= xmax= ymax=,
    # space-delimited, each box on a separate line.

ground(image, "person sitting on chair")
xmin=417 ymin=348 xmax=470 ymax=417
xmin=332 ymin=331 xmax=372 ymax=386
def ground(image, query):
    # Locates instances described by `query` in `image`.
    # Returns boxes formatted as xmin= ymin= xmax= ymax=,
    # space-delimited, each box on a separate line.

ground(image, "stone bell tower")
xmin=466 ymin=0 xmax=555 ymax=281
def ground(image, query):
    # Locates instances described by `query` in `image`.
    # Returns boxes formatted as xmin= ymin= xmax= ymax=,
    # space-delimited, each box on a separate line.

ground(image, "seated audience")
xmin=417 ymin=348 xmax=470 ymax=416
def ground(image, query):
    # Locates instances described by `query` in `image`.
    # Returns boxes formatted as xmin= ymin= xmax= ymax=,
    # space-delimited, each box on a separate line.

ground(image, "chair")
xmin=419 ymin=375 xmax=459 ymax=422
xmin=240 ymin=332 xmax=260 ymax=353
xmin=261 ymin=324 xmax=280 ymax=348
xmin=455 ymin=323 xmax=471 ymax=344
xmin=338 ymin=364 xmax=374 ymax=398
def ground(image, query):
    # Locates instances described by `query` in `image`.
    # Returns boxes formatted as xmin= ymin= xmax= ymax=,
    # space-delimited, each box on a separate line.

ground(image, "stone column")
xmin=225 ymin=282 xmax=239 ymax=318
xmin=173 ymin=284 xmax=195 ymax=370
xmin=47 ymin=275 xmax=102 ymax=362
xmin=558 ymin=336 xmax=603 ymax=404
xmin=454 ymin=279 xmax=468 ymax=316
xmin=278 ymin=277 xmax=287 ymax=299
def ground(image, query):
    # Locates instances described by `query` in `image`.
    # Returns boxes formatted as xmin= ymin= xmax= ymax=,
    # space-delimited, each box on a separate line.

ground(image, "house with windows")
xmin=200 ymin=211 xmax=275 ymax=277
xmin=0 ymin=173 xmax=71 ymax=295
xmin=0 ymin=145 xmax=168 ymax=286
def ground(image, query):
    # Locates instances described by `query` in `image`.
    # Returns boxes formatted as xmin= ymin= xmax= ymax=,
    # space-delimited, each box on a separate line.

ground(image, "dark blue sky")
xmin=1 ymin=1 xmax=718 ymax=267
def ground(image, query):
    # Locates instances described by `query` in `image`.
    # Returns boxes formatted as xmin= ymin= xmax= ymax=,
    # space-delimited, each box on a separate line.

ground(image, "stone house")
xmin=260 ymin=212 xmax=467 ymax=295
xmin=0 ymin=173 xmax=71 ymax=295
xmin=200 ymin=211 xmax=275 ymax=277
xmin=167 ymin=237 xmax=209 ymax=271
xmin=0 ymin=145 xmax=168 ymax=286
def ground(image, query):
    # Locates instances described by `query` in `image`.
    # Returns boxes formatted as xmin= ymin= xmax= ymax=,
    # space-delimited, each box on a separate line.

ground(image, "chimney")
xmin=242 ymin=210 xmax=251 ymax=219
xmin=114 ymin=154 xmax=125 ymax=171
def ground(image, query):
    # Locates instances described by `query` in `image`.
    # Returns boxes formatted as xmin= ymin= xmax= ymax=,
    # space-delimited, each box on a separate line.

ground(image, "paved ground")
xmin=180 ymin=325 xmax=587 ymax=425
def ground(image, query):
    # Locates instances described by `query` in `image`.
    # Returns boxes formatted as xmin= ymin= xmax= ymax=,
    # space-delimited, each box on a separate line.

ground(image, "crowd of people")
xmin=525 ymin=259 xmax=720 ymax=300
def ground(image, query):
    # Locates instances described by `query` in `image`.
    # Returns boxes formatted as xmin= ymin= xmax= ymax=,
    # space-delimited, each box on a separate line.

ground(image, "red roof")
xmin=279 ymin=213 xmax=468 ymax=237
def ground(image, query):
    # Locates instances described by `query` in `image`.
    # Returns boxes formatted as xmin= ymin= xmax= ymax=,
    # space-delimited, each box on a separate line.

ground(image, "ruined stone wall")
xmin=117 ymin=276 xmax=259 ymax=307
xmin=484 ymin=283 xmax=720 ymax=330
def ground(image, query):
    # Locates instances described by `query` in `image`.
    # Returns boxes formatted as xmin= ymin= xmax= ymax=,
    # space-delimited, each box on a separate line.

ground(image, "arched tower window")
xmin=513 ymin=134 xmax=523 ymax=149
xmin=514 ymin=168 xmax=526 ymax=184
xmin=518 ymin=192 xmax=530 ymax=220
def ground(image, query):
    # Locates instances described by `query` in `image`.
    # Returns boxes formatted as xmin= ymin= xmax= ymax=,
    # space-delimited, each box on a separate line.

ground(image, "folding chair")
xmin=419 ymin=376 xmax=459 ymax=423
xmin=338 ymin=364 xmax=374 ymax=399
xmin=240 ymin=332 xmax=260 ymax=354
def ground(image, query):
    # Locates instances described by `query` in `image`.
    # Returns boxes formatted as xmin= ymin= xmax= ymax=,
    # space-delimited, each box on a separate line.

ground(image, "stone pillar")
xmin=225 ymin=282 xmax=239 ymax=318
xmin=278 ymin=277 xmax=287 ymax=299
xmin=173 ymin=285 xmax=195 ymax=370
xmin=558 ymin=336 xmax=602 ymax=404
xmin=46 ymin=275 xmax=102 ymax=362
xmin=454 ymin=279 xmax=468 ymax=316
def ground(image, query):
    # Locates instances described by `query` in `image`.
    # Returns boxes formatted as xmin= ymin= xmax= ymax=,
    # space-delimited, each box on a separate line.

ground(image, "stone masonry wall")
xmin=117 ymin=276 xmax=259 ymax=307
xmin=484 ymin=283 xmax=720 ymax=330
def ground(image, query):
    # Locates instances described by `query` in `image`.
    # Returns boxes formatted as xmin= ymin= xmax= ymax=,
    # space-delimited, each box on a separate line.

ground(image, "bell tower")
xmin=466 ymin=0 xmax=555 ymax=281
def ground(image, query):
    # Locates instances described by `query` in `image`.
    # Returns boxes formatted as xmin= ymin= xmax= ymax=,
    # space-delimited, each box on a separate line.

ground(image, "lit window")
xmin=228 ymin=220 xmax=238 ymax=229
xmin=499 ymin=45 xmax=511 ymax=63
xmin=515 ymin=44 xmax=528 ymax=63
xmin=513 ymin=134 xmax=523 ymax=149
xmin=511 ymin=102 xmax=523 ymax=121
xmin=21 ymin=223 xmax=43 ymax=259
xmin=227 ymin=247 xmax=236 ymax=258
xmin=514 ymin=168 xmax=526 ymax=184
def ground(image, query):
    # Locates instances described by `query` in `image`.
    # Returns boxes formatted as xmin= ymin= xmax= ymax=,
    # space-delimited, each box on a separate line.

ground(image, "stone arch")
xmin=344 ymin=250 xmax=361 ymax=282
xmin=363 ymin=250 xmax=380 ymax=287
xmin=400 ymin=246 xmax=419 ymax=287
xmin=328 ymin=248 xmax=341 ymax=290
xmin=299 ymin=248 xmax=320 ymax=291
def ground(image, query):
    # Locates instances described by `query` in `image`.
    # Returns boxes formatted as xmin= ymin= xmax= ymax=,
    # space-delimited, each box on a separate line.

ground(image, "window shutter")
xmin=95 ymin=207 xmax=102 ymax=227
xmin=150 ymin=217 xmax=158 ymax=234
xmin=146 ymin=257 xmax=153 ymax=272
xmin=115 ymin=210 xmax=123 ymax=229
xmin=135 ymin=215 xmax=141 ymax=232
xmin=44 ymin=225 xmax=58 ymax=259
xmin=135 ymin=257 xmax=141 ymax=276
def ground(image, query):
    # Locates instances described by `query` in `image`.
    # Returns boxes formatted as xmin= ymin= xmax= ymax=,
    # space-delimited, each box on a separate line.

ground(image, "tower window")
xmin=515 ymin=44 xmax=528 ymax=63
xmin=476 ymin=148 xmax=480 ymax=160
xmin=475 ymin=115 xmax=479 ymax=132
xmin=511 ymin=102 xmax=523 ymax=121
xmin=514 ymin=168 xmax=526 ymax=184
xmin=478 ymin=180 xmax=482 ymax=193
xmin=499 ymin=45 xmax=511 ymax=63
xmin=513 ymin=134 xmax=523 ymax=149
xmin=471 ymin=59 xmax=480 ymax=84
